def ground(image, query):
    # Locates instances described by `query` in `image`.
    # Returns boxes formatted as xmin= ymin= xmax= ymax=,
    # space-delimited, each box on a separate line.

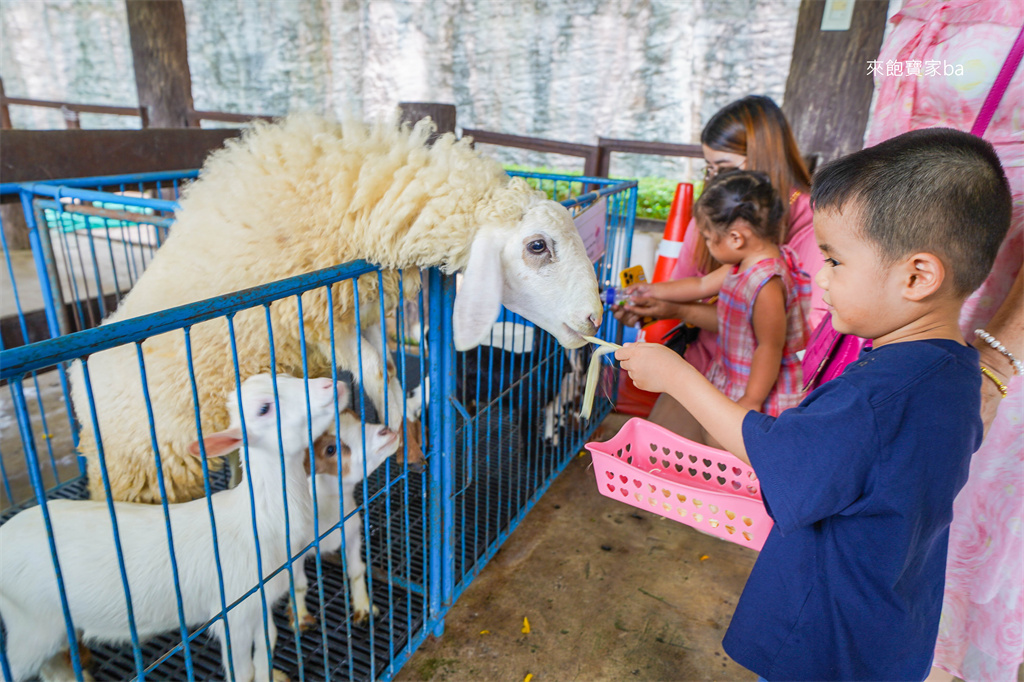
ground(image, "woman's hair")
xmin=693 ymin=95 xmax=810 ymax=270
xmin=695 ymin=170 xmax=785 ymax=244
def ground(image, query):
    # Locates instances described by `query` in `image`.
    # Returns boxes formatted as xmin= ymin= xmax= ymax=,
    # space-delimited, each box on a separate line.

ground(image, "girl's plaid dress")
xmin=705 ymin=245 xmax=811 ymax=416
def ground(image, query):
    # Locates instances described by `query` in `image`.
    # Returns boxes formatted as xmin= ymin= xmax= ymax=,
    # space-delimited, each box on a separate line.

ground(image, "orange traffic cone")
xmin=616 ymin=183 xmax=694 ymax=417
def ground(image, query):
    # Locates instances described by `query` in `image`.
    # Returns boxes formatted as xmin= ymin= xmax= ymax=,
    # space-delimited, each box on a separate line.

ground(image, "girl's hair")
xmin=695 ymin=170 xmax=784 ymax=245
xmin=694 ymin=95 xmax=810 ymax=270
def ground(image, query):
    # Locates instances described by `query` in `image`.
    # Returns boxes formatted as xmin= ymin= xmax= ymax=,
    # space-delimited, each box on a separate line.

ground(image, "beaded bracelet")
xmin=975 ymin=329 xmax=1024 ymax=376
xmin=981 ymin=366 xmax=1009 ymax=398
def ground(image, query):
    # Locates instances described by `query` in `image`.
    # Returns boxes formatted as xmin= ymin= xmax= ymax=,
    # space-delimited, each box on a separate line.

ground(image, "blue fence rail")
xmin=0 ymin=170 xmax=637 ymax=680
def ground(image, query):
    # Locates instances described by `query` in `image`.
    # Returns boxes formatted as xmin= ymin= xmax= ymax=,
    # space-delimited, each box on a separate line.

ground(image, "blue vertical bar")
xmin=20 ymin=190 xmax=65 ymax=338
xmin=437 ymin=273 xmax=457 ymax=614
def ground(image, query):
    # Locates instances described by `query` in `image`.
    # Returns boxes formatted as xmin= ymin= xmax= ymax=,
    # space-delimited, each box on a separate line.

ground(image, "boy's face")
xmin=813 ymin=206 xmax=903 ymax=339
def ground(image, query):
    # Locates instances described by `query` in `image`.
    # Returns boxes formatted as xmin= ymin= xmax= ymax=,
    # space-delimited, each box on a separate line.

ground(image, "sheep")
xmin=290 ymin=410 xmax=400 ymax=631
xmin=70 ymin=112 xmax=603 ymax=505
xmin=0 ymin=373 xmax=342 ymax=682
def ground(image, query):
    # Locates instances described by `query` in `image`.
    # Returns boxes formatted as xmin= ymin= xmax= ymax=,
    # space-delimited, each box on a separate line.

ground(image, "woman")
xmin=615 ymin=95 xmax=820 ymax=427
xmin=863 ymin=2 xmax=1024 ymax=680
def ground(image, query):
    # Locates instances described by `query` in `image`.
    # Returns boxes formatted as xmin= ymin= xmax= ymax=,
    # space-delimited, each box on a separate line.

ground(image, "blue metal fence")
xmin=0 ymin=170 xmax=636 ymax=680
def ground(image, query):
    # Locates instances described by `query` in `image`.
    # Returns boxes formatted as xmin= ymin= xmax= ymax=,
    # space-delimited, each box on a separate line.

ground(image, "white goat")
xmin=290 ymin=410 xmax=400 ymax=630
xmin=0 ymin=374 xmax=342 ymax=682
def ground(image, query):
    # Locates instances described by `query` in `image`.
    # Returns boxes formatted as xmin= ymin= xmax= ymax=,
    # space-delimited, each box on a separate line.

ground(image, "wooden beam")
xmin=782 ymin=0 xmax=889 ymax=163
xmin=125 ymin=0 xmax=195 ymax=128
xmin=399 ymin=102 xmax=457 ymax=144
xmin=0 ymin=128 xmax=240 ymax=187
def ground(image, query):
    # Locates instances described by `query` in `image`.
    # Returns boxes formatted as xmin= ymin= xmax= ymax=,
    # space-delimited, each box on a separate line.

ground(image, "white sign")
xmin=574 ymin=196 xmax=607 ymax=264
xmin=821 ymin=0 xmax=854 ymax=31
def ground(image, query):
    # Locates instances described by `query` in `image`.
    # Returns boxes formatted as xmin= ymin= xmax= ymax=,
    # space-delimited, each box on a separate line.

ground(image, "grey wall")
xmin=2 ymin=0 xmax=802 ymax=179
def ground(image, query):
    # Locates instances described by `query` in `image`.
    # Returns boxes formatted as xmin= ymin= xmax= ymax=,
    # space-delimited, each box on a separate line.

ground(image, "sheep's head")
xmin=188 ymin=375 xmax=346 ymax=461
xmin=454 ymin=178 xmax=602 ymax=351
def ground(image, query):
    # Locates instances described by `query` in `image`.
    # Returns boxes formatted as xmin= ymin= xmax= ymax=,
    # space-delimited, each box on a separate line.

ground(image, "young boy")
xmin=615 ymin=128 xmax=1012 ymax=681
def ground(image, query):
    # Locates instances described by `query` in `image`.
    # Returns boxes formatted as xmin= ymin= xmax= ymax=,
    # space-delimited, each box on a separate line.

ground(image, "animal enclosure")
xmin=0 ymin=170 xmax=637 ymax=680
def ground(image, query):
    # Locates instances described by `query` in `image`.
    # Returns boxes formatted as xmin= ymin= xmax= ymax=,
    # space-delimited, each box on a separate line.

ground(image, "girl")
xmin=653 ymin=170 xmax=810 ymax=443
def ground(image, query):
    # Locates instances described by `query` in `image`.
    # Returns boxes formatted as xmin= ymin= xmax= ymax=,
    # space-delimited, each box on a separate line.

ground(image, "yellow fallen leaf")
xmin=525 ymin=675 xmax=533 ymax=682
xmin=521 ymin=616 xmax=530 ymax=634
xmin=480 ymin=630 xmax=490 ymax=635
xmin=699 ymin=554 xmax=710 ymax=561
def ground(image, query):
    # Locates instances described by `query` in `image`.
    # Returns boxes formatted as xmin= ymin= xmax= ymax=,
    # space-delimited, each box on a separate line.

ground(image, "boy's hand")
xmin=615 ymin=342 xmax=688 ymax=394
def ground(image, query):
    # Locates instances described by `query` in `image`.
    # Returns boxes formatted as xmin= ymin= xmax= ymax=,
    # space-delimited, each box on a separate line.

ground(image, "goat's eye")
xmin=528 ymin=240 xmax=547 ymax=255
xmin=257 ymin=402 xmax=271 ymax=416
xmin=325 ymin=444 xmax=336 ymax=456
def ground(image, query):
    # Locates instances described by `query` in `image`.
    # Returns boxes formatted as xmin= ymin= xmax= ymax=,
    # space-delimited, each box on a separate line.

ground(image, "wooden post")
xmin=782 ymin=0 xmax=889 ymax=163
xmin=0 ymin=77 xmax=12 ymax=130
xmin=398 ymin=102 xmax=456 ymax=144
xmin=125 ymin=0 xmax=195 ymax=128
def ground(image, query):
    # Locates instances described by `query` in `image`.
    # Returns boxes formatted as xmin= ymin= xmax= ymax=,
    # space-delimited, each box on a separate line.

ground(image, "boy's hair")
xmin=811 ymin=128 xmax=1011 ymax=296
xmin=695 ymin=170 xmax=785 ymax=243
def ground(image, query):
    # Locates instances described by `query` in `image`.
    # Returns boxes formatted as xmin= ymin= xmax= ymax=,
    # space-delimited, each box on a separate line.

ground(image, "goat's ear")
xmin=188 ymin=427 xmax=243 ymax=458
xmin=454 ymin=229 xmax=503 ymax=351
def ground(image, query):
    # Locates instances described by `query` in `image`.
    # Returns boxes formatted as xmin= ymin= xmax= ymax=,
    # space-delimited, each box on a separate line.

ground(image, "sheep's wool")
xmin=71 ymin=113 xmax=548 ymax=504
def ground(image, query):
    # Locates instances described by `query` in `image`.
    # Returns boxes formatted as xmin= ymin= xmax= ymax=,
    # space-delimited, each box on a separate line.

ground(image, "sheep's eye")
xmin=528 ymin=240 xmax=547 ymax=255
xmin=325 ymin=444 xmax=337 ymax=456
xmin=257 ymin=402 xmax=271 ymax=416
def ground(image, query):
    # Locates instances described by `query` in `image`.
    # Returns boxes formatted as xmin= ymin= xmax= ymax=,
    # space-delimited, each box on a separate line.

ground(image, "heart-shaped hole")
xmin=676 ymin=493 xmax=687 ymax=503
xmin=702 ymin=472 xmax=712 ymax=481
xmin=708 ymin=504 xmax=719 ymax=514
xmin=626 ymin=455 xmax=633 ymax=464
xmin=662 ymin=459 xmax=670 ymax=468
xmin=693 ymin=499 xmax=702 ymax=507
xmin=648 ymin=484 xmax=656 ymax=493
xmin=649 ymin=497 xmax=657 ymax=506
xmin=747 ymin=485 xmax=758 ymax=494
xmin=633 ymin=479 xmax=642 ymax=488
xmin=619 ymin=475 xmax=628 ymax=484
xmin=742 ymin=531 xmax=752 ymax=542
xmin=709 ymin=519 xmax=719 ymax=528
xmin=674 ymin=451 xmax=684 ymax=460
xmin=689 ymin=454 xmax=698 ymax=463
xmin=662 ymin=447 xmax=670 ymax=455
xmin=616 ymin=448 xmax=623 ymax=458
xmin=693 ymin=513 xmax=703 ymax=522
xmin=717 ymin=476 xmax=726 ymax=485
xmin=725 ymin=510 xmax=736 ymax=520
xmin=731 ymin=481 xmax=742 ymax=490
xmin=605 ymin=471 xmax=614 ymax=480
xmin=675 ymin=464 xmax=684 ymax=473
xmin=732 ymin=467 xmax=742 ymax=476
xmin=703 ymin=458 xmax=712 ymax=468
xmin=725 ymin=525 xmax=735 ymax=534
xmin=649 ymin=443 xmax=658 ymax=451
xmin=625 ymin=442 xmax=631 ymax=452
xmin=677 ymin=507 xmax=687 ymax=517
xmin=649 ymin=455 xmax=658 ymax=465
xmin=748 ymin=471 xmax=758 ymax=480
xmin=635 ymin=492 xmax=643 ymax=502
xmin=688 ymin=468 xmax=698 ymax=477
xmin=662 ymin=489 xmax=671 ymax=498
xmin=606 ymin=483 xmax=615 ymax=492
xmin=620 ymin=488 xmax=629 ymax=497
xmin=717 ymin=462 xmax=727 ymax=472
xmin=742 ymin=516 xmax=753 ymax=526
xmin=663 ymin=503 xmax=672 ymax=511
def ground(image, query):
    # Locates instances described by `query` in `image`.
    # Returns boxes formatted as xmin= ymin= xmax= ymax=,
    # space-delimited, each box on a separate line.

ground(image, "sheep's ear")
xmin=453 ymin=230 xmax=503 ymax=351
xmin=188 ymin=426 xmax=243 ymax=458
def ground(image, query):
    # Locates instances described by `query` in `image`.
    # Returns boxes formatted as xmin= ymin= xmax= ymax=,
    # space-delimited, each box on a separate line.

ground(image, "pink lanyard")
xmin=970 ymin=23 xmax=1024 ymax=138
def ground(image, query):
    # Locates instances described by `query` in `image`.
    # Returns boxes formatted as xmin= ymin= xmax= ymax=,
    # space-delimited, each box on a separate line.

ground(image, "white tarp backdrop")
xmin=1 ymin=0 xmax=802 ymax=179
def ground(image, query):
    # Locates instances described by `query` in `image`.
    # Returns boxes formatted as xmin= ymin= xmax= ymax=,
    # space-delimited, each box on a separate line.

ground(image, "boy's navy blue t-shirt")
xmin=723 ymin=340 xmax=982 ymax=681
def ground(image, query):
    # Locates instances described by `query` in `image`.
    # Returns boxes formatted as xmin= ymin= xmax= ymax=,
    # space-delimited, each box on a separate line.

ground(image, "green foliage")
xmin=504 ymin=165 xmax=703 ymax=222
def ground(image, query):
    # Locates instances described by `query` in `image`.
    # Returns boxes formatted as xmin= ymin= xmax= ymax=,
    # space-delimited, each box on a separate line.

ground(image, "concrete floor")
xmin=397 ymin=413 xmax=759 ymax=682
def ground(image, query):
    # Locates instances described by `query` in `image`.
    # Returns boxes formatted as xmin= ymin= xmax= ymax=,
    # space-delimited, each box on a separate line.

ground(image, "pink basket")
xmin=586 ymin=418 xmax=773 ymax=550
